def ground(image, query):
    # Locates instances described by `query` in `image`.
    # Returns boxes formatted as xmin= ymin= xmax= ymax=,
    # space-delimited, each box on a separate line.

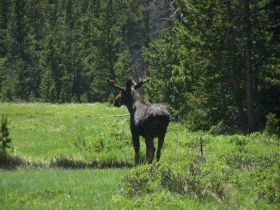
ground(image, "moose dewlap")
xmin=107 ymin=77 xmax=169 ymax=164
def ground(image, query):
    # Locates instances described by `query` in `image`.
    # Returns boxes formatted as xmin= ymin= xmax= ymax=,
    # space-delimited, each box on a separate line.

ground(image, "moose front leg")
xmin=132 ymin=134 xmax=140 ymax=165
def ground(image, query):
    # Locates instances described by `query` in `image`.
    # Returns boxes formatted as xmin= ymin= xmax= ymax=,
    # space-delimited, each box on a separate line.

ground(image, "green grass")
xmin=1 ymin=103 xmax=132 ymax=164
xmin=0 ymin=103 xmax=279 ymax=209
xmin=0 ymin=168 xmax=128 ymax=210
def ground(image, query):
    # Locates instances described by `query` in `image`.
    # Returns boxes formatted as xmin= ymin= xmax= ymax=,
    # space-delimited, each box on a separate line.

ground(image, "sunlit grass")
xmin=1 ymin=103 xmax=132 ymax=163
xmin=0 ymin=168 xmax=128 ymax=210
xmin=0 ymin=103 xmax=279 ymax=209
xmin=1 ymin=103 xmax=279 ymax=168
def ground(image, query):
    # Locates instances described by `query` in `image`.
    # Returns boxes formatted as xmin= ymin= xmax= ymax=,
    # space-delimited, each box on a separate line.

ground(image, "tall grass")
xmin=0 ymin=103 xmax=279 ymax=209
xmin=0 ymin=168 xmax=128 ymax=210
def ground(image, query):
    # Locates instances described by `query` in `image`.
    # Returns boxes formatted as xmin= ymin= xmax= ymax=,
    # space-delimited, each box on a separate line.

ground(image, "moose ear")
xmin=107 ymin=78 xmax=125 ymax=91
xmin=135 ymin=76 xmax=150 ymax=89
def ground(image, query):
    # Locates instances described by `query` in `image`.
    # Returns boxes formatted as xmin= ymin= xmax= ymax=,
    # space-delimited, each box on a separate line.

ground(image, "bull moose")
xmin=107 ymin=76 xmax=169 ymax=164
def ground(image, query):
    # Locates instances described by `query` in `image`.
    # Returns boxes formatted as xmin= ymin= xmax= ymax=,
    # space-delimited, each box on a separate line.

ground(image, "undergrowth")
xmin=119 ymin=133 xmax=280 ymax=209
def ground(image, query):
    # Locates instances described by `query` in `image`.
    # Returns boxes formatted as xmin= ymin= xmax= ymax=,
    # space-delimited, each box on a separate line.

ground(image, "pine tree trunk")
xmin=107 ymin=0 xmax=115 ymax=80
xmin=243 ymin=0 xmax=256 ymax=132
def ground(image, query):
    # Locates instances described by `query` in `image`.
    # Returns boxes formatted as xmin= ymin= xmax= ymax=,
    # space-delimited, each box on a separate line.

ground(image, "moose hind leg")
xmin=145 ymin=137 xmax=155 ymax=164
xmin=132 ymin=135 xmax=140 ymax=165
xmin=157 ymin=133 xmax=165 ymax=162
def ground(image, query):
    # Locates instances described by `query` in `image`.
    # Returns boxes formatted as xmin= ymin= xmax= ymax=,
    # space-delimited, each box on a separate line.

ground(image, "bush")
xmin=186 ymin=109 xmax=210 ymax=131
xmin=209 ymin=121 xmax=233 ymax=135
xmin=119 ymin=160 xmax=232 ymax=203
xmin=253 ymin=165 xmax=280 ymax=203
xmin=160 ymin=164 xmax=187 ymax=194
xmin=264 ymin=113 xmax=280 ymax=136
xmin=0 ymin=114 xmax=12 ymax=157
xmin=119 ymin=165 xmax=161 ymax=196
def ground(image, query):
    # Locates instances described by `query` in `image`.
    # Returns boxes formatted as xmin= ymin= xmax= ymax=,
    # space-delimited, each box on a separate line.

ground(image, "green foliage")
xmin=0 ymin=0 xmax=279 ymax=132
xmin=0 ymin=114 xmax=12 ymax=157
xmin=254 ymin=165 xmax=280 ymax=203
xmin=119 ymin=165 xmax=161 ymax=196
xmin=119 ymin=160 xmax=233 ymax=203
xmin=264 ymin=112 xmax=280 ymax=136
xmin=160 ymin=164 xmax=187 ymax=194
xmin=0 ymin=0 xmax=135 ymax=103
xmin=119 ymin=145 xmax=279 ymax=207
xmin=209 ymin=121 xmax=234 ymax=135
xmin=144 ymin=0 xmax=280 ymax=132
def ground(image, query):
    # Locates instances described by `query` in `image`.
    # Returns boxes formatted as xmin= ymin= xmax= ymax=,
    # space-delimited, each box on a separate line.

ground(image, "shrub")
xmin=264 ymin=113 xmax=280 ymax=136
xmin=229 ymin=136 xmax=247 ymax=152
xmin=0 ymin=114 xmax=12 ymax=157
xmin=119 ymin=160 xmax=232 ymax=203
xmin=209 ymin=121 xmax=233 ymax=135
xmin=253 ymin=165 xmax=280 ymax=203
xmin=119 ymin=165 xmax=161 ymax=197
xmin=226 ymin=152 xmax=255 ymax=170
xmin=160 ymin=164 xmax=187 ymax=194
xmin=186 ymin=109 xmax=210 ymax=131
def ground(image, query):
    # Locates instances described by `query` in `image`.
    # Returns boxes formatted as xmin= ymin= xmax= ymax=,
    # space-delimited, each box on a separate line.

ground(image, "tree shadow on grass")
xmin=0 ymin=155 xmax=30 ymax=169
xmin=50 ymin=157 xmax=133 ymax=169
xmin=0 ymin=155 xmax=133 ymax=170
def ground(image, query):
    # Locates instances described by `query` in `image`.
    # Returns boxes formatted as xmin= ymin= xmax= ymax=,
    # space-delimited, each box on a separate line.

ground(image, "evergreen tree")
xmin=0 ymin=0 xmax=278 ymax=132
xmin=0 ymin=115 xmax=11 ymax=156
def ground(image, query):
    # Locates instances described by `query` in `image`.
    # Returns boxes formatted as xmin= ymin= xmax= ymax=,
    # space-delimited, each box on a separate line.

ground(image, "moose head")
xmin=107 ymin=76 xmax=150 ymax=108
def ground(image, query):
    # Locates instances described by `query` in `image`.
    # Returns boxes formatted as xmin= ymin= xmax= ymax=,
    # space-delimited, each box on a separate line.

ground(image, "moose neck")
xmin=125 ymin=94 xmax=149 ymax=115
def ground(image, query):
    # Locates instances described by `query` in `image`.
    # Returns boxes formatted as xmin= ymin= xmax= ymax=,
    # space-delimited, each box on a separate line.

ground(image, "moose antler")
xmin=135 ymin=76 xmax=150 ymax=89
xmin=107 ymin=78 xmax=125 ymax=91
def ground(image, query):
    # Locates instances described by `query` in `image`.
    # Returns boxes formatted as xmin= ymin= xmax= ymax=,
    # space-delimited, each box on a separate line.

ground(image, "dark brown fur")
xmin=107 ymin=77 xmax=169 ymax=164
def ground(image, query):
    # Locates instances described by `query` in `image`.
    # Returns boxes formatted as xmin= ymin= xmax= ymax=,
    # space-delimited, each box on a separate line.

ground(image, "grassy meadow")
xmin=0 ymin=103 xmax=279 ymax=209
xmin=0 ymin=168 xmax=127 ymax=210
